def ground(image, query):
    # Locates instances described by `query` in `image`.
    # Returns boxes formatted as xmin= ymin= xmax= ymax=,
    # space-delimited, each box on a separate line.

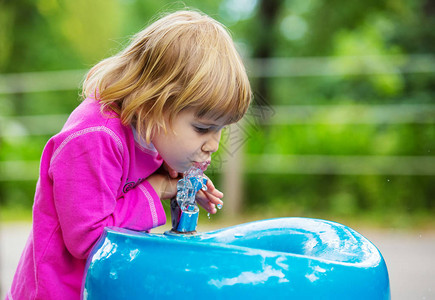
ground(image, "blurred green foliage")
xmin=0 ymin=0 xmax=434 ymax=227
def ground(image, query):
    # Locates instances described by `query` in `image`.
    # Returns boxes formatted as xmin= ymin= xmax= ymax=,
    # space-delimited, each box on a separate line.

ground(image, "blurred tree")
xmin=1 ymin=0 xmax=76 ymax=72
xmin=0 ymin=1 xmax=14 ymax=72
xmin=253 ymin=0 xmax=284 ymax=105
xmin=56 ymin=0 xmax=123 ymax=65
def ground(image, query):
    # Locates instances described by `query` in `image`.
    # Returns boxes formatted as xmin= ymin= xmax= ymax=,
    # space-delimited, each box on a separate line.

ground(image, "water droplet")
xmin=217 ymin=203 xmax=223 ymax=210
xmin=207 ymin=213 xmax=211 ymax=219
xmin=387 ymin=179 xmax=390 ymax=182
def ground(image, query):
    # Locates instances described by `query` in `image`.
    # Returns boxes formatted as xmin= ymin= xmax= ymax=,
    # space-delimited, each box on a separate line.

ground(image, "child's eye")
xmin=194 ymin=126 xmax=210 ymax=134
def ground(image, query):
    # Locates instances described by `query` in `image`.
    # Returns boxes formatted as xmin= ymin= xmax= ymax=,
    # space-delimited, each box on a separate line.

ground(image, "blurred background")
xmin=0 ymin=0 xmax=434 ymax=298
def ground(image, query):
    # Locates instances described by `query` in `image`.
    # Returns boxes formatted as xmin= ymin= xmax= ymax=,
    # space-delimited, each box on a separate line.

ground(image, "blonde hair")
xmin=82 ymin=10 xmax=252 ymax=143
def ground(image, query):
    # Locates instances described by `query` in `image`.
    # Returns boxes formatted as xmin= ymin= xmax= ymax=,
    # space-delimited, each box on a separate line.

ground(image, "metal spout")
xmin=170 ymin=197 xmax=199 ymax=234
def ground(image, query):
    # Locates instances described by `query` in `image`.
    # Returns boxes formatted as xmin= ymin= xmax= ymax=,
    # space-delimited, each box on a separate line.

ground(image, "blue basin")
xmin=82 ymin=218 xmax=390 ymax=299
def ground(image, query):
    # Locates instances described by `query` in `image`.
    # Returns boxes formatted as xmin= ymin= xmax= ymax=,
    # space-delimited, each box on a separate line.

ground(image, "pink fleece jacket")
xmin=7 ymin=97 xmax=166 ymax=300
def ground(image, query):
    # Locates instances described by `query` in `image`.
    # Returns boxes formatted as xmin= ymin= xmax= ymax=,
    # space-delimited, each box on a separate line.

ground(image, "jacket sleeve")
xmin=49 ymin=129 xmax=166 ymax=259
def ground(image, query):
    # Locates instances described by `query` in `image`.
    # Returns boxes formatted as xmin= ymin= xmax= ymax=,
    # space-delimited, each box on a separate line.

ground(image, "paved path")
xmin=1 ymin=222 xmax=434 ymax=299
xmin=361 ymin=228 xmax=435 ymax=300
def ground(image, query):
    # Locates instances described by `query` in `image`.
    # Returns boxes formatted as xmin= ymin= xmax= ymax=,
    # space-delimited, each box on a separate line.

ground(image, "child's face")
xmin=151 ymin=108 xmax=226 ymax=173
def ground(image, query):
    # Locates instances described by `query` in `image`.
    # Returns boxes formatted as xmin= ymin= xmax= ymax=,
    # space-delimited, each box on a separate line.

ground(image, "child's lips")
xmin=193 ymin=161 xmax=210 ymax=171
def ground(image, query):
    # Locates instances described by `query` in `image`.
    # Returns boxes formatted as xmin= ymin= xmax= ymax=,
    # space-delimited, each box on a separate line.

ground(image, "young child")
xmin=7 ymin=10 xmax=251 ymax=300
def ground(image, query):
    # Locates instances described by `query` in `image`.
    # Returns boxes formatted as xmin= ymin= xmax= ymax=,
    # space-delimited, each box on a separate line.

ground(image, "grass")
xmin=0 ymin=206 xmax=32 ymax=223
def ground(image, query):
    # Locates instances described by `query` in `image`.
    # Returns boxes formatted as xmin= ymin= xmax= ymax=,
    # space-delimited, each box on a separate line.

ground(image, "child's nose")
xmin=202 ymin=131 xmax=221 ymax=153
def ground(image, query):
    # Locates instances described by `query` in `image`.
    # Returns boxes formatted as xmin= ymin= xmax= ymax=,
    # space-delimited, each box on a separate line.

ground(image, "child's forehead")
xmin=193 ymin=110 xmax=231 ymax=126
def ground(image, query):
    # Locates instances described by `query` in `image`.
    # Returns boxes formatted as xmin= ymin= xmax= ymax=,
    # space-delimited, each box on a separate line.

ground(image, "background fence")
xmin=1 ymin=55 xmax=434 ymax=219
